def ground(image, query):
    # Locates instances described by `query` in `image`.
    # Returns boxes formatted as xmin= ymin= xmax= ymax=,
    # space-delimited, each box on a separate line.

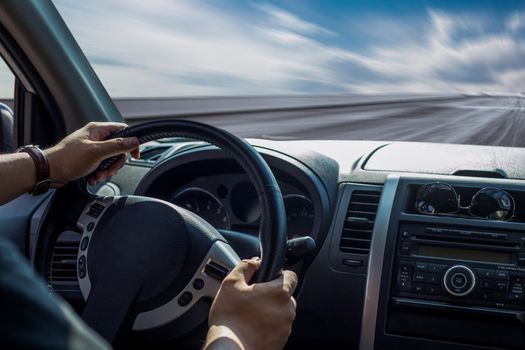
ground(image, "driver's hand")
xmin=45 ymin=122 xmax=140 ymax=186
xmin=205 ymin=258 xmax=298 ymax=350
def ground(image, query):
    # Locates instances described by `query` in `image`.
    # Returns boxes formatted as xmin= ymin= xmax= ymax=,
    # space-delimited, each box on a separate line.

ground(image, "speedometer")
xmin=284 ymin=194 xmax=315 ymax=239
xmin=172 ymin=188 xmax=230 ymax=229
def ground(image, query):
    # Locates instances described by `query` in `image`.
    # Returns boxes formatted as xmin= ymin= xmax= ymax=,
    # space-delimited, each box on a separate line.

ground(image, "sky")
xmin=2 ymin=1 xmax=525 ymax=98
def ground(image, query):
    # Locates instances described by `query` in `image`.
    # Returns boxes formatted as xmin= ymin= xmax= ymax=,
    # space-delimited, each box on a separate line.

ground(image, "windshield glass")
xmin=53 ymin=0 xmax=525 ymax=146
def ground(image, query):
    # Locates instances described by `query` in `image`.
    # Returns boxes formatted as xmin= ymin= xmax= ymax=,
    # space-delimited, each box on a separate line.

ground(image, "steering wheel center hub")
xmin=87 ymin=197 xmax=189 ymax=302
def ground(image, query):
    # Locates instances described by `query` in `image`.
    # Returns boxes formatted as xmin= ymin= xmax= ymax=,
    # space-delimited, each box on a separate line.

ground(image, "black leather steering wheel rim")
xmin=86 ymin=120 xmax=287 ymax=283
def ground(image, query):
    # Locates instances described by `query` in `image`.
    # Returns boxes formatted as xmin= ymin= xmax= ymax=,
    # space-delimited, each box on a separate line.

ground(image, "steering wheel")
xmin=37 ymin=120 xmax=287 ymax=344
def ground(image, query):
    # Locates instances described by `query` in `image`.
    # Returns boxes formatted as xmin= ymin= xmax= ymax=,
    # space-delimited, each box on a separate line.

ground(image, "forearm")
xmin=0 ymin=153 xmax=37 ymax=205
xmin=204 ymin=325 xmax=245 ymax=350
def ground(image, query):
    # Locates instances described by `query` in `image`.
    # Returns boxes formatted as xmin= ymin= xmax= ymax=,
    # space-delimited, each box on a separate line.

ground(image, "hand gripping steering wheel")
xmin=37 ymin=120 xmax=287 ymax=344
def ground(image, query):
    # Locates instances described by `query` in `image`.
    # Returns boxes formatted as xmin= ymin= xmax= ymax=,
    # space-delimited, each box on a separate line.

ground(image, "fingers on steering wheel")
xmin=131 ymin=147 xmax=141 ymax=159
xmin=106 ymin=154 xmax=127 ymax=177
xmin=281 ymin=270 xmax=298 ymax=297
xmin=228 ymin=259 xmax=261 ymax=286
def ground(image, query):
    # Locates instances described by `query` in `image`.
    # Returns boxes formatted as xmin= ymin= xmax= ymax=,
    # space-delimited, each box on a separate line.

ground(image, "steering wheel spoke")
xmin=133 ymin=240 xmax=239 ymax=331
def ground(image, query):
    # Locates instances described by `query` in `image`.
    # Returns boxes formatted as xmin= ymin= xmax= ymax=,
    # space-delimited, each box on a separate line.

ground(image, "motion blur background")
xmin=1 ymin=1 xmax=524 ymax=145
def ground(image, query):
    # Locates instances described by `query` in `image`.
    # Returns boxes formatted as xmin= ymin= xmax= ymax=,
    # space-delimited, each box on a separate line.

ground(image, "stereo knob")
xmin=443 ymin=265 xmax=477 ymax=297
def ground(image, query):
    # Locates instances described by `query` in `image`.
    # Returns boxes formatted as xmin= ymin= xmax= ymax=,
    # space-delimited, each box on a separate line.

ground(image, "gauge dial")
xmin=284 ymin=194 xmax=315 ymax=239
xmin=172 ymin=188 xmax=230 ymax=229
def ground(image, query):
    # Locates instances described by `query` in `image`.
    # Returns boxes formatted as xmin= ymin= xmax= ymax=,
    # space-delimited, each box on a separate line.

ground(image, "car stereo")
xmin=392 ymin=222 xmax=525 ymax=310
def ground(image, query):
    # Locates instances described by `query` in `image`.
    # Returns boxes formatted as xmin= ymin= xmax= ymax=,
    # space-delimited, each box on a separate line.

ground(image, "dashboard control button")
xmin=399 ymin=242 xmax=412 ymax=255
xmin=415 ymin=262 xmax=428 ymax=271
xmin=495 ymin=270 xmax=509 ymax=280
xmin=508 ymin=292 xmax=524 ymax=301
xmin=193 ymin=278 xmax=204 ymax=290
xmin=481 ymin=280 xmax=507 ymax=291
xmin=478 ymin=269 xmax=495 ymax=279
xmin=426 ymin=285 xmax=441 ymax=295
xmin=204 ymin=261 xmax=229 ymax=281
xmin=451 ymin=273 xmax=467 ymax=289
xmin=178 ymin=291 xmax=193 ymax=307
xmin=413 ymin=272 xmax=439 ymax=284
xmin=78 ymin=256 xmax=86 ymax=278
xmin=87 ymin=203 xmax=105 ymax=218
xmin=508 ymin=276 xmax=524 ymax=301
xmin=397 ymin=264 xmax=413 ymax=290
xmin=443 ymin=265 xmax=477 ymax=297
xmin=429 ymin=264 xmax=444 ymax=273
xmin=413 ymin=273 xmax=425 ymax=282
xmin=87 ymin=222 xmax=95 ymax=232
xmin=413 ymin=284 xmax=425 ymax=293
xmin=80 ymin=237 xmax=89 ymax=251
xmin=481 ymin=291 xmax=505 ymax=302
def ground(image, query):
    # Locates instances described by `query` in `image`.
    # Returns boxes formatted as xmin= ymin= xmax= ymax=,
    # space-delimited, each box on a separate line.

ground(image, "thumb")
xmin=94 ymin=137 xmax=140 ymax=158
xmin=231 ymin=258 xmax=261 ymax=285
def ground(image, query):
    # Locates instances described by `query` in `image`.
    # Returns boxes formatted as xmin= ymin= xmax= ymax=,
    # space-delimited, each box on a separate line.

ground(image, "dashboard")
xmin=152 ymin=174 xmax=314 ymax=239
xmin=39 ymin=138 xmax=525 ymax=350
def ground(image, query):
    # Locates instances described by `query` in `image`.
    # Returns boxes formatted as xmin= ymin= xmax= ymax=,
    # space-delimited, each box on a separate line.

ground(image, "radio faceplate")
xmin=392 ymin=222 xmax=525 ymax=310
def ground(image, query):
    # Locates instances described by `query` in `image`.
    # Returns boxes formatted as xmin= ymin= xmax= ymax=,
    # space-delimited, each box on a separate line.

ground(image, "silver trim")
xmin=29 ymin=191 xmax=54 ymax=263
xmin=0 ymin=42 xmax=35 ymax=93
xmin=76 ymin=197 xmax=117 ymax=300
xmin=76 ymin=197 xmax=240 ymax=331
xmin=443 ymin=265 xmax=477 ymax=297
xmin=132 ymin=240 xmax=240 ymax=331
xmin=359 ymin=174 xmax=400 ymax=350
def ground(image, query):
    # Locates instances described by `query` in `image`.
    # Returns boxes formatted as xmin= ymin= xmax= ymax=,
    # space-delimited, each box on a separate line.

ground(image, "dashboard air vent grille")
xmin=47 ymin=231 xmax=81 ymax=294
xmin=340 ymin=189 xmax=382 ymax=254
xmin=139 ymin=145 xmax=171 ymax=163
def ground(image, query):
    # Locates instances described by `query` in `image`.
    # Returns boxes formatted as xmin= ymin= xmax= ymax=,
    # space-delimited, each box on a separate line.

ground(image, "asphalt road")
xmin=125 ymin=96 xmax=525 ymax=147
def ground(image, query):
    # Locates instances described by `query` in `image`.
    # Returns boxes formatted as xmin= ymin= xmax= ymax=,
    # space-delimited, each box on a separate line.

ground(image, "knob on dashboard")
xmin=443 ymin=265 xmax=477 ymax=297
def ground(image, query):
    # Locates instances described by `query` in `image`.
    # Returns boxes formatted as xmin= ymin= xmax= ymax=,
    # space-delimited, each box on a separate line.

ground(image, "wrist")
xmin=44 ymin=146 xmax=65 ymax=187
xmin=16 ymin=145 xmax=53 ymax=195
xmin=205 ymin=324 xmax=250 ymax=350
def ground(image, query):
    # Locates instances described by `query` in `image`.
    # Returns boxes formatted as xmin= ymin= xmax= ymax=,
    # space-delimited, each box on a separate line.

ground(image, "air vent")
xmin=47 ymin=231 xmax=81 ymax=294
xmin=139 ymin=145 xmax=171 ymax=163
xmin=340 ymin=189 xmax=382 ymax=254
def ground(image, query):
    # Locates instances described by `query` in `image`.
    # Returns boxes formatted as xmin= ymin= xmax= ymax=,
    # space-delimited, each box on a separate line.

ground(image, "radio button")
xmin=508 ymin=276 xmax=524 ymax=300
xmin=481 ymin=280 xmax=507 ymax=291
xmin=426 ymin=285 xmax=441 ymax=295
xmin=399 ymin=242 xmax=412 ymax=255
xmin=429 ymin=264 xmax=445 ymax=273
xmin=451 ymin=273 xmax=468 ymax=289
xmin=415 ymin=262 xmax=428 ymax=271
xmin=397 ymin=264 xmax=413 ymax=291
xmin=478 ymin=269 xmax=495 ymax=279
xmin=413 ymin=284 xmax=425 ymax=293
xmin=444 ymin=265 xmax=477 ymax=297
xmin=413 ymin=272 xmax=439 ymax=284
xmin=495 ymin=271 xmax=509 ymax=280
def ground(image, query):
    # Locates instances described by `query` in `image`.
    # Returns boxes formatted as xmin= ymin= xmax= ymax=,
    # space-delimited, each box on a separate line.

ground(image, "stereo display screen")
xmin=417 ymin=245 xmax=512 ymax=264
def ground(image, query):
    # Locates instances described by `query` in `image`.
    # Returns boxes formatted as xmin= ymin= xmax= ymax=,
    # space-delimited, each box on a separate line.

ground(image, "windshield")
xmin=53 ymin=0 xmax=525 ymax=146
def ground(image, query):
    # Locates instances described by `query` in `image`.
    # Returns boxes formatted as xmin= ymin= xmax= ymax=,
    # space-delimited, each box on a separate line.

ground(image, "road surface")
xmin=120 ymin=96 xmax=525 ymax=147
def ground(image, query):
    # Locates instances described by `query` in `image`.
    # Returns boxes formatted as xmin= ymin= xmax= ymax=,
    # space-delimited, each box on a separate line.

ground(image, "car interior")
xmin=1 ymin=2 xmax=524 ymax=350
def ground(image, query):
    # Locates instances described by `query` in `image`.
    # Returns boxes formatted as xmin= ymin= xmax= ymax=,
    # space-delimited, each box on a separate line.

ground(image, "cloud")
xmin=506 ymin=11 xmax=525 ymax=31
xmin=52 ymin=0 xmax=525 ymax=96
xmin=255 ymin=3 xmax=336 ymax=37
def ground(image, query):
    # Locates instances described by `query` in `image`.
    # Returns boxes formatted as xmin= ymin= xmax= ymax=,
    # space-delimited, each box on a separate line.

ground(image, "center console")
xmin=363 ymin=175 xmax=525 ymax=350
xmin=393 ymin=223 xmax=525 ymax=309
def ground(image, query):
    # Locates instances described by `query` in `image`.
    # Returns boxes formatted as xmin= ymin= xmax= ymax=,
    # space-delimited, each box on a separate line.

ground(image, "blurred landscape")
xmin=4 ymin=93 xmax=524 ymax=147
